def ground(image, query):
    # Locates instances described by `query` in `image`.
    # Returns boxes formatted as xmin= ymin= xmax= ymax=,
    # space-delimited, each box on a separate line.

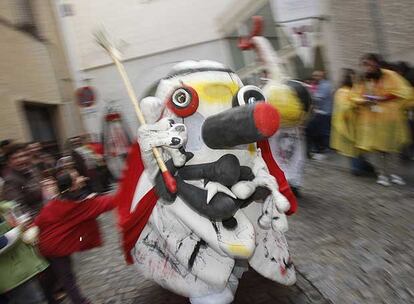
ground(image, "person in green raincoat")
xmin=0 ymin=178 xmax=48 ymax=304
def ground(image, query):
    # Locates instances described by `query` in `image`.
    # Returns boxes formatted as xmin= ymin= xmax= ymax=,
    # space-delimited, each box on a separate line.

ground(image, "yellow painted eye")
xmin=202 ymin=84 xmax=234 ymax=101
xmin=185 ymin=81 xmax=239 ymax=105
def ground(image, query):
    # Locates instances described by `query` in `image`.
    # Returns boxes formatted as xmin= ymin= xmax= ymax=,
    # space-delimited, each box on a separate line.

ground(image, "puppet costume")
xmin=117 ymin=59 xmax=301 ymax=304
xmin=238 ymin=17 xmax=312 ymax=192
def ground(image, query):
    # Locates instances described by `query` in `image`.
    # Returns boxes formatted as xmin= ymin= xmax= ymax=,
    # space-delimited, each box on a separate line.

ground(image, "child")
xmin=34 ymin=169 xmax=117 ymax=304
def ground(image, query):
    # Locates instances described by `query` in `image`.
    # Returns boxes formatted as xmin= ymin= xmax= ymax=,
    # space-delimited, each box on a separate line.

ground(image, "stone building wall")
xmin=325 ymin=0 xmax=414 ymax=82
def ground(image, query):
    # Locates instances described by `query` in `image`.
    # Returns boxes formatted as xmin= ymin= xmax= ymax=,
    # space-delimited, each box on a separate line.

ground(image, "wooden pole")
xmin=96 ymin=32 xmax=177 ymax=193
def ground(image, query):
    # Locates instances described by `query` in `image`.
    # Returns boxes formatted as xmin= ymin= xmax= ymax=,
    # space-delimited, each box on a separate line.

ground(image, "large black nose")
xmin=201 ymin=103 xmax=280 ymax=149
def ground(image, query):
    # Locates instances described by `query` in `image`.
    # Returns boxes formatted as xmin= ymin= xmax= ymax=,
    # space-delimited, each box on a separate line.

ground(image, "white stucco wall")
xmin=58 ymin=0 xmax=236 ymax=70
xmin=55 ymin=0 xmax=239 ymax=134
xmin=79 ymin=39 xmax=234 ymax=135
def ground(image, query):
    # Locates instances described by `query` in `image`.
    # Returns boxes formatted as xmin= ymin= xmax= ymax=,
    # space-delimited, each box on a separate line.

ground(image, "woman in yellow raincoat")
xmin=353 ymin=54 xmax=413 ymax=186
xmin=331 ymin=69 xmax=375 ymax=176
xmin=331 ymin=69 xmax=358 ymax=157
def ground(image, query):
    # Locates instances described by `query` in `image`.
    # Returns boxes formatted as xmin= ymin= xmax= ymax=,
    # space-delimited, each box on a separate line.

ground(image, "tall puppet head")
xmin=141 ymin=60 xmax=281 ymax=153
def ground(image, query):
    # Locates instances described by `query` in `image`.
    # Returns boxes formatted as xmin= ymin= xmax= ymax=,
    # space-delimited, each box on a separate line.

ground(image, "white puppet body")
xmin=130 ymin=60 xmax=296 ymax=304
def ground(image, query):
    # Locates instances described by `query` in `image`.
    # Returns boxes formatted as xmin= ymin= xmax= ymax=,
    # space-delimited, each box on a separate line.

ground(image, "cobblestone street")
xmin=67 ymin=157 xmax=414 ymax=304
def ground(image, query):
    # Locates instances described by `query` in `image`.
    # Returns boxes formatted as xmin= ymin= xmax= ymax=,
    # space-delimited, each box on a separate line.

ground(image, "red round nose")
xmin=253 ymin=102 xmax=280 ymax=137
xmin=202 ymin=102 xmax=280 ymax=149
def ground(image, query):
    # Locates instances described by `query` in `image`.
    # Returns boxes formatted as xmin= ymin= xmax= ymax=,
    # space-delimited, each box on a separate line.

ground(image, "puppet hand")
xmin=138 ymin=117 xmax=189 ymax=170
xmin=252 ymin=151 xmax=291 ymax=213
xmin=205 ymin=182 xmax=236 ymax=204
xmin=140 ymin=96 xmax=165 ymax=124
xmin=253 ymin=172 xmax=290 ymax=213
xmin=138 ymin=118 xmax=187 ymax=151
xmin=258 ymin=195 xmax=288 ymax=232
xmin=164 ymin=147 xmax=187 ymax=167
xmin=271 ymin=190 xmax=290 ymax=213
xmin=271 ymin=209 xmax=288 ymax=233
xmin=231 ymin=181 xmax=256 ymax=200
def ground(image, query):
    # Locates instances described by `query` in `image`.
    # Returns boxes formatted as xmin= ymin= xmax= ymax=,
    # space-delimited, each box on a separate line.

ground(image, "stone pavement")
xmin=68 ymin=213 xmax=330 ymax=304
xmin=287 ymin=156 xmax=414 ymax=304
xmin=66 ymin=156 xmax=414 ymax=304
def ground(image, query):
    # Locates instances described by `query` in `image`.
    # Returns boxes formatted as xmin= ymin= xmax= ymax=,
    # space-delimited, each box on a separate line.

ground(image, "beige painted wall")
xmin=0 ymin=0 xmax=83 ymax=143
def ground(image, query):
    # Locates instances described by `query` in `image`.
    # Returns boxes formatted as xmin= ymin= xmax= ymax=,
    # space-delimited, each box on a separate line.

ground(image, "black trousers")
xmin=305 ymin=113 xmax=331 ymax=153
xmin=44 ymin=256 xmax=89 ymax=304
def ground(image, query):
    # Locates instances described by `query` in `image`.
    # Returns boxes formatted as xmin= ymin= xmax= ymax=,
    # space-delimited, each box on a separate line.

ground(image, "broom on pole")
xmin=94 ymin=30 xmax=177 ymax=193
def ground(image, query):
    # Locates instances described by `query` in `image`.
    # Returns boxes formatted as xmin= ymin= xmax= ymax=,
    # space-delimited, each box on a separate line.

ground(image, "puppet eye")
xmin=168 ymin=86 xmax=199 ymax=117
xmin=172 ymin=88 xmax=191 ymax=108
xmin=233 ymin=85 xmax=265 ymax=107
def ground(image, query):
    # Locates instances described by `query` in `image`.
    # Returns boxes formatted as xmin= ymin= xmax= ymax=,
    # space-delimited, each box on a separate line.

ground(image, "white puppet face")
xmin=157 ymin=61 xmax=242 ymax=117
xmin=158 ymin=67 xmax=240 ymax=152
xmin=153 ymin=61 xmax=278 ymax=156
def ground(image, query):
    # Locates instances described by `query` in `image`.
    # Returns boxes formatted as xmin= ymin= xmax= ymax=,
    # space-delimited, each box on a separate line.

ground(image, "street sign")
xmin=76 ymin=86 xmax=96 ymax=107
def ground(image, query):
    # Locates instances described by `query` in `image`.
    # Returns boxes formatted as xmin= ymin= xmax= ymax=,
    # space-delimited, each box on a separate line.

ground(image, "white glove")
xmin=251 ymin=149 xmax=290 ymax=213
xmin=137 ymin=118 xmax=188 ymax=179
xmin=140 ymin=96 xmax=165 ymax=124
xmin=231 ymin=175 xmax=290 ymax=214
xmin=138 ymin=118 xmax=187 ymax=151
xmin=249 ymin=149 xmax=290 ymax=232
xmin=231 ymin=180 xmax=256 ymax=200
xmin=258 ymin=195 xmax=288 ymax=233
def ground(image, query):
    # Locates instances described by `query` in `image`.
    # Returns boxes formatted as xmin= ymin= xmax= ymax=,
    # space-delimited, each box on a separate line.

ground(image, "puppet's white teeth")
xmin=205 ymin=182 xmax=236 ymax=204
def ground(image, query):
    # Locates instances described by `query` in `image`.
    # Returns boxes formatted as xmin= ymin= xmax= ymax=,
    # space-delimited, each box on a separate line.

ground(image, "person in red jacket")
xmin=34 ymin=168 xmax=116 ymax=304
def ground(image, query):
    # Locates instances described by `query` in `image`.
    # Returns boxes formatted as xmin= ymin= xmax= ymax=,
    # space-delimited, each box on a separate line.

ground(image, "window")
xmin=61 ymin=3 xmax=75 ymax=17
xmin=228 ymin=35 xmax=246 ymax=71
xmin=14 ymin=0 xmax=38 ymax=36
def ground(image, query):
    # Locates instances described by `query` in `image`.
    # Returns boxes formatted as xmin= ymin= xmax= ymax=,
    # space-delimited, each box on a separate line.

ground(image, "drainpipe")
xmin=368 ymin=0 xmax=389 ymax=60
xmin=51 ymin=0 xmax=87 ymax=139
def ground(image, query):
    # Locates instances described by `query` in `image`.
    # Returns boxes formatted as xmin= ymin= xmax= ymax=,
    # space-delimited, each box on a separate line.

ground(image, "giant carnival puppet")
xmin=239 ymin=17 xmax=312 ymax=194
xmin=95 ymin=19 xmax=310 ymax=303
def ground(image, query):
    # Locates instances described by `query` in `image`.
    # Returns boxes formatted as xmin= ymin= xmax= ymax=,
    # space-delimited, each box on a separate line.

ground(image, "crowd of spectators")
xmin=0 ymin=135 xmax=116 ymax=304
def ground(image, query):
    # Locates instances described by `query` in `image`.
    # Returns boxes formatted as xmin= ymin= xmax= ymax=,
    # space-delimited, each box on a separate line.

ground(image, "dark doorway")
xmin=24 ymin=103 xmax=59 ymax=156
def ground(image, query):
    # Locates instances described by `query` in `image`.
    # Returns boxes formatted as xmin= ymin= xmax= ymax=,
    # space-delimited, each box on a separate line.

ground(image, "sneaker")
xmin=377 ymin=175 xmax=391 ymax=186
xmin=312 ymin=153 xmax=327 ymax=161
xmin=390 ymin=174 xmax=406 ymax=185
